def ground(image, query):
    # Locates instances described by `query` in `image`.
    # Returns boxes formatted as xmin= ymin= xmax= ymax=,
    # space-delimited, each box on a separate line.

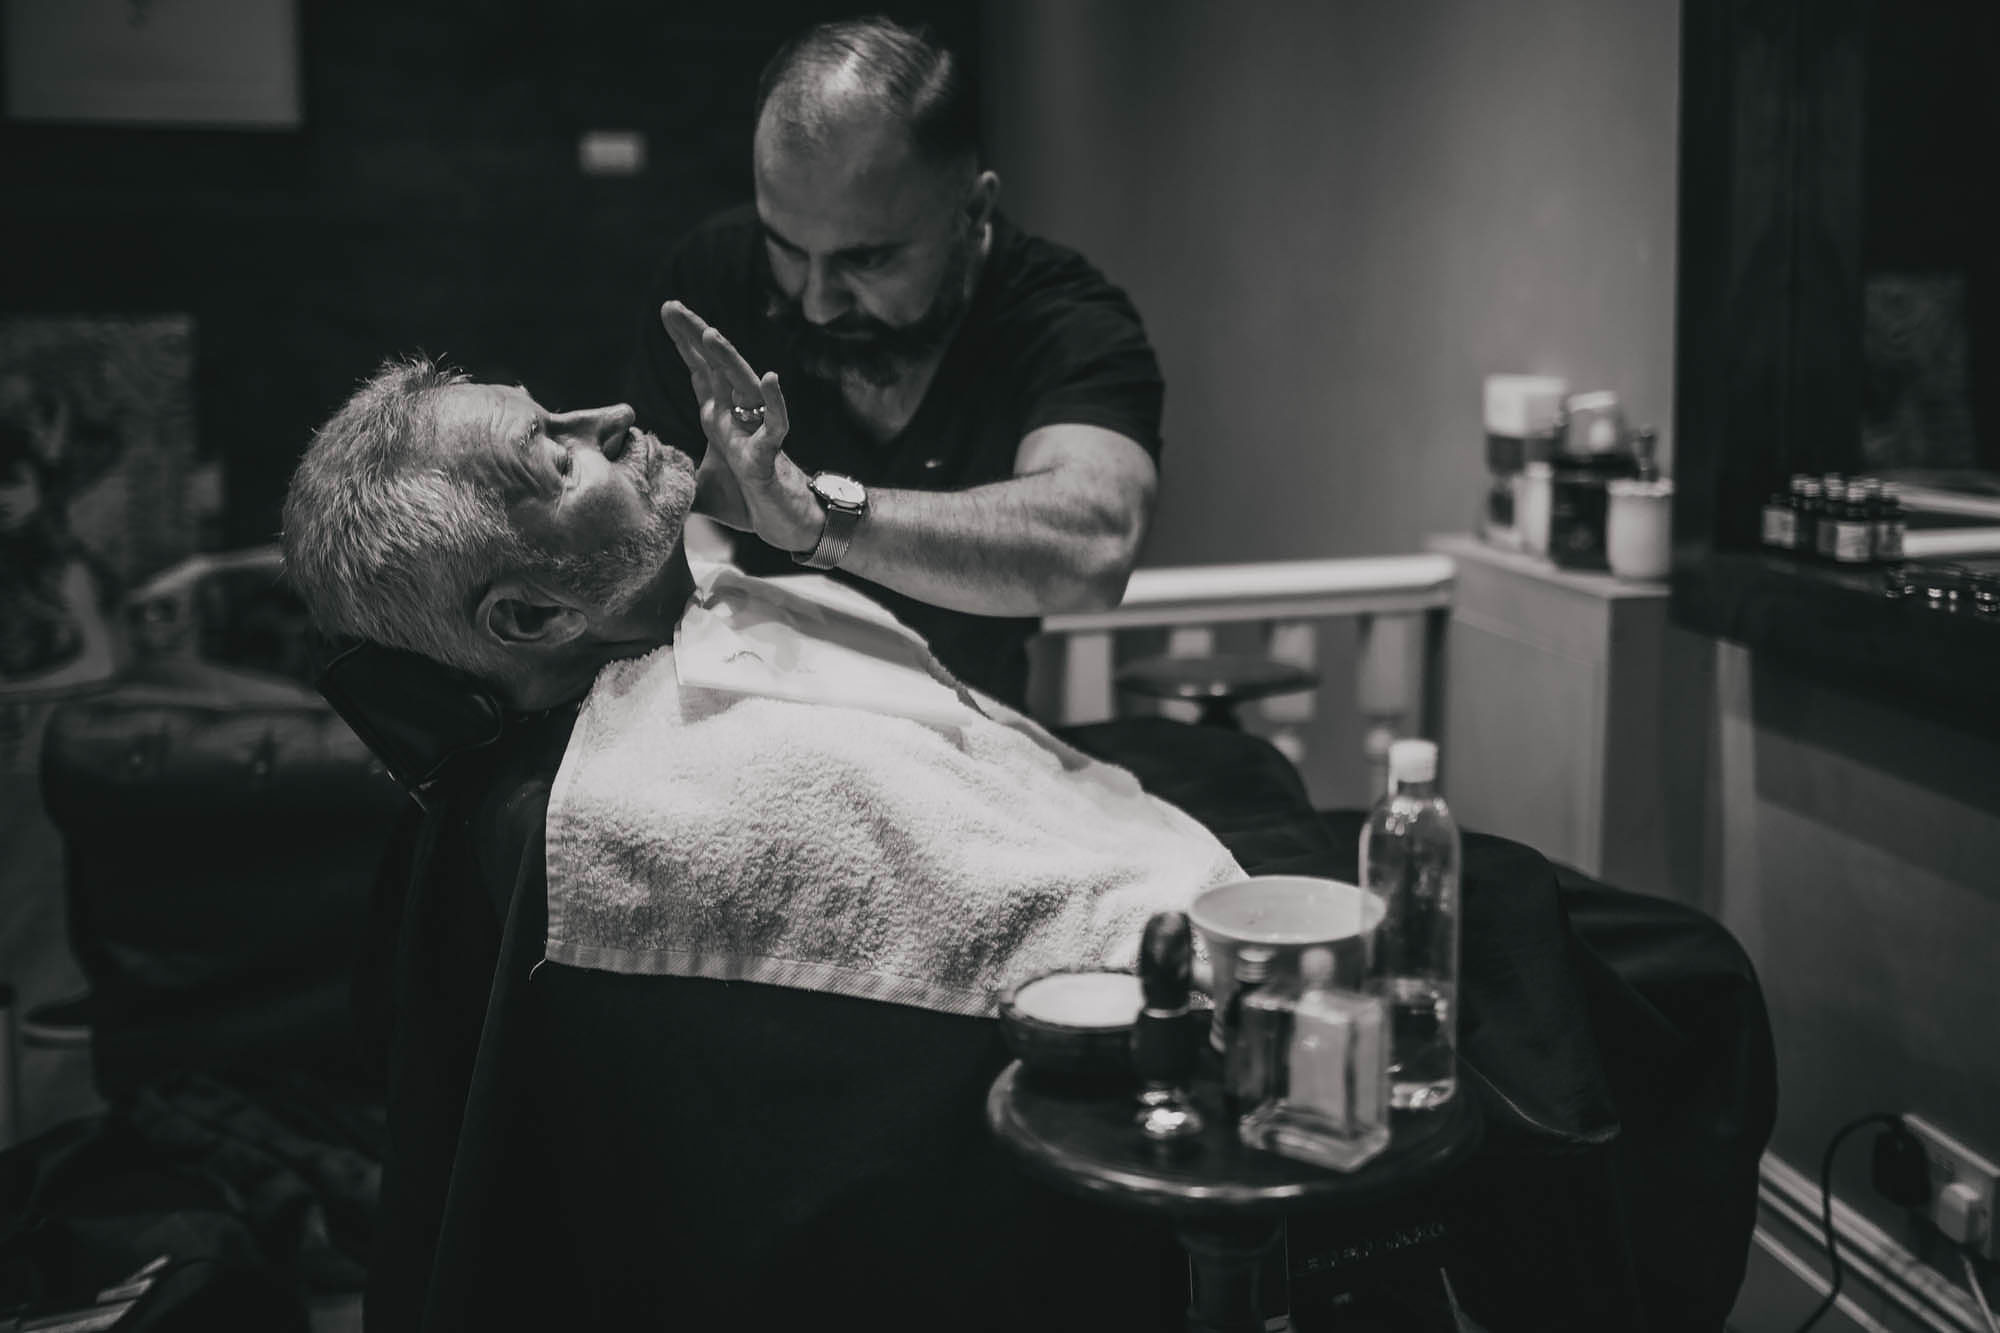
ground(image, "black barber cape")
xmin=358 ymin=716 xmax=1774 ymax=1332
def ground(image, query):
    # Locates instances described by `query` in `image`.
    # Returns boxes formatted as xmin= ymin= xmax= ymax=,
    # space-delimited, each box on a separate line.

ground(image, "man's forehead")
xmin=432 ymin=383 xmax=531 ymax=452
xmin=752 ymin=111 xmax=953 ymax=244
xmin=426 ymin=384 xmax=549 ymax=512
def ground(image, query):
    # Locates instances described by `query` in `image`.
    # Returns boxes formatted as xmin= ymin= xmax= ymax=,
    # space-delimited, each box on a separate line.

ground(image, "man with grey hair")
xmin=283 ymin=354 xmax=701 ymax=711
xmin=627 ymin=14 xmax=1165 ymax=712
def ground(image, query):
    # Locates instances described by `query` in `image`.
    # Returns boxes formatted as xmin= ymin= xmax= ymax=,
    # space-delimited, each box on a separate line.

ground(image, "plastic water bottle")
xmin=1360 ymin=738 xmax=1462 ymax=1110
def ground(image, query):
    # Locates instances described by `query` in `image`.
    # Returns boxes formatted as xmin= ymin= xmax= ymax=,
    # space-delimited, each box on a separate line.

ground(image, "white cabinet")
xmin=1427 ymin=535 xmax=1711 ymax=904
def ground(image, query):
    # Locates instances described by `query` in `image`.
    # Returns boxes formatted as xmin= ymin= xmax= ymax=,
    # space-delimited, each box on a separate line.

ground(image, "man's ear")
xmin=966 ymin=169 xmax=1000 ymax=231
xmin=476 ymin=578 xmax=589 ymax=649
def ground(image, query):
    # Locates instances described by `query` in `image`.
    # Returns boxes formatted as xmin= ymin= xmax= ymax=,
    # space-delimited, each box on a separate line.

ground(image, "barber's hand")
xmin=658 ymin=301 xmax=821 ymax=553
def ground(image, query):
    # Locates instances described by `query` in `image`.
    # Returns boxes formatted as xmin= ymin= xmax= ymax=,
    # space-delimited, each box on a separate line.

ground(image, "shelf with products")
xmin=1670 ymin=550 xmax=2000 ymax=739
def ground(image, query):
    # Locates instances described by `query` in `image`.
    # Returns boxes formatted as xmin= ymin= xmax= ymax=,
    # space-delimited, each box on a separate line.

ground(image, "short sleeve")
xmin=1014 ymin=286 xmax=1166 ymax=464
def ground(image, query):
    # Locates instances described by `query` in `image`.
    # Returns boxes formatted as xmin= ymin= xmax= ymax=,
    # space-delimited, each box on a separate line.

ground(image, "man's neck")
xmin=838 ymin=352 xmax=949 ymax=443
xmin=504 ymin=553 xmax=698 ymax=712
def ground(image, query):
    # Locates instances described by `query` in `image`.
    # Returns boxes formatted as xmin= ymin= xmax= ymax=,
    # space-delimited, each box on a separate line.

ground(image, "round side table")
xmin=987 ymin=1063 xmax=1481 ymax=1332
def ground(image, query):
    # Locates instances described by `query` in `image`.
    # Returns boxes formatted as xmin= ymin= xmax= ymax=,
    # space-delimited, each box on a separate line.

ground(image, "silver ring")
xmin=729 ymin=403 xmax=767 ymax=427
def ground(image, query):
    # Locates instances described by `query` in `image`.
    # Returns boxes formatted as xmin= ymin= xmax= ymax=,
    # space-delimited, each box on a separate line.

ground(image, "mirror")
xmin=1669 ymin=0 xmax=2000 ymax=736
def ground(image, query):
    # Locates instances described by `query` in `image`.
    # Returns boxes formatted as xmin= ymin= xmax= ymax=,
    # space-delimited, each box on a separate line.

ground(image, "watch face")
xmin=816 ymin=473 xmax=867 ymax=508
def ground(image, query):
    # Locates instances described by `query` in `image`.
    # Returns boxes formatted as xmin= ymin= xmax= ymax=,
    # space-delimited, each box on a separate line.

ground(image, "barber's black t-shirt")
xmin=623 ymin=205 xmax=1165 ymax=708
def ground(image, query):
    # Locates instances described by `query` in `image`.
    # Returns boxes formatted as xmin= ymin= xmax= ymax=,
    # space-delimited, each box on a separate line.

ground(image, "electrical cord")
xmin=1795 ymin=1111 xmax=1905 ymax=1333
xmin=1965 ymin=1250 xmax=1999 ymax=1333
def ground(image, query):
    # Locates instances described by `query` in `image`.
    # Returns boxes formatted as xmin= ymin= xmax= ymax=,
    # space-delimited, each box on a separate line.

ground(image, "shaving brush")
xmin=1132 ymin=911 xmax=1203 ymax=1144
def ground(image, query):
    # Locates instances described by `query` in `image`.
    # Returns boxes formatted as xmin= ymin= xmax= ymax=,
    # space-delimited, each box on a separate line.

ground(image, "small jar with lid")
xmin=1606 ymin=477 xmax=1674 ymax=580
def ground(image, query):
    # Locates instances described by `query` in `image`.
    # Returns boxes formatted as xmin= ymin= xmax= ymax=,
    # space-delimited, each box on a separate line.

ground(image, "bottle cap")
xmin=1235 ymin=945 xmax=1277 ymax=983
xmin=1387 ymin=738 xmax=1438 ymax=785
xmin=1299 ymin=947 xmax=1335 ymax=987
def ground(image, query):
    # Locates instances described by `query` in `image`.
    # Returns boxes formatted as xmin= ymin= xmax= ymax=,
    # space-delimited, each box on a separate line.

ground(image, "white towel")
xmin=672 ymin=566 xmax=981 ymax=727
xmin=543 ymin=573 xmax=1243 ymax=1017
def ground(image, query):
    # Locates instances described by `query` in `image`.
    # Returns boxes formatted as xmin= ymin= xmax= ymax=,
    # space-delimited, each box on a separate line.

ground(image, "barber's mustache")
xmin=767 ymin=299 xmax=896 ymax=344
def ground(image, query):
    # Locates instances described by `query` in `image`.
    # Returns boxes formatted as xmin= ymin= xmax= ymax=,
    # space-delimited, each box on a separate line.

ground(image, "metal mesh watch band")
xmin=794 ymin=473 xmax=867 ymax=570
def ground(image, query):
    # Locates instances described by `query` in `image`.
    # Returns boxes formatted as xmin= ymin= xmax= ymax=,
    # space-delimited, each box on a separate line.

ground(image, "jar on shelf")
xmin=1606 ymin=477 xmax=1674 ymax=581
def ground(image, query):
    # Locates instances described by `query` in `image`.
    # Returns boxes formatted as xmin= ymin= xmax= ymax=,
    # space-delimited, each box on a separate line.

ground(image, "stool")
xmin=1115 ymin=654 xmax=1320 ymax=729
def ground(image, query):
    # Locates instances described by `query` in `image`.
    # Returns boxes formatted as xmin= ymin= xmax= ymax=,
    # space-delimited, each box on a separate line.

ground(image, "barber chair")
xmin=0 ymin=557 xmax=410 ymax=1329
xmin=36 ymin=659 xmax=405 ymax=1100
xmin=315 ymin=633 xmax=1777 ymax=1332
xmin=29 ymin=550 xmax=408 ymax=1101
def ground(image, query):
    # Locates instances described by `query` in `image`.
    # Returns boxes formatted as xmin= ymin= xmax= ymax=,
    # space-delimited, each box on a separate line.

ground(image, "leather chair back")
xmin=39 ymin=660 xmax=407 ymax=1097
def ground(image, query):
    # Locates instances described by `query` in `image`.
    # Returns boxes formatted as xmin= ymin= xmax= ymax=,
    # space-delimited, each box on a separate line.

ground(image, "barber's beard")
xmin=544 ymin=443 xmax=698 ymax=616
xmin=763 ymin=226 xmax=979 ymax=389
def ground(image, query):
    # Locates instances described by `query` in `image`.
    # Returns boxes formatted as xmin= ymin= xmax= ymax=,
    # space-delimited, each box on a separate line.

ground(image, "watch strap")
xmin=798 ymin=503 xmax=860 ymax=570
xmin=794 ymin=474 xmax=866 ymax=570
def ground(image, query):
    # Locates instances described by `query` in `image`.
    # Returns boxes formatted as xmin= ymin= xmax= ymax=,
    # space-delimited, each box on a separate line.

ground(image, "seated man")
xmin=284 ymin=357 xmax=1772 ymax=1332
xmin=283 ymin=356 xmax=1281 ymax=1330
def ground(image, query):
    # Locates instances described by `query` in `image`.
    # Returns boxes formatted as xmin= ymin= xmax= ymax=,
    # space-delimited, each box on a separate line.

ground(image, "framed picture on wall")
xmin=0 ymin=315 xmax=206 ymax=700
xmin=3 ymin=0 xmax=301 ymax=130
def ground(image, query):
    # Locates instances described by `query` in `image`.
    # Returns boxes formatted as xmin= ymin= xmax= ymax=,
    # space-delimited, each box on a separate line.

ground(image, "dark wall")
xmin=0 ymin=0 xmax=979 ymax=547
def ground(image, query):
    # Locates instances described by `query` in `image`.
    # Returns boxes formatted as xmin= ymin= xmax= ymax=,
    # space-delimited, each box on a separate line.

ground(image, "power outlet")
xmin=1904 ymin=1114 xmax=1999 ymax=1260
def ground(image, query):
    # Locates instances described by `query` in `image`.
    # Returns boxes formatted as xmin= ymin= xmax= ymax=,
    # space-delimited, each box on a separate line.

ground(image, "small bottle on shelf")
xmin=1875 ymin=483 xmax=1907 ymax=565
xmin=1832 ymin=481 xmax=1874 ymax=565
xmin=1632 ymin=426 xmax=1660 ymax=482
xmin=1815 ymin=475 xmax=1845 ymax=560
xmin=1858 ymin=478 xmax=1885 ymax=562
xmin=1238 ymin=947 xmax=1391 ymax=1172
xmin=1792 ymin=472 xmax=1824 ymax=556
xmin=1761 ymin=482 xmax=1798 ymax=553
xmin=1794 ymin=479 xmax=1824 ymax=561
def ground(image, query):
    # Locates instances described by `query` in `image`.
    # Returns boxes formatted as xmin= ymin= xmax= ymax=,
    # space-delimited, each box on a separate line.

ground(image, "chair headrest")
xmin=313 ymin=637 xmax=508 ymax=805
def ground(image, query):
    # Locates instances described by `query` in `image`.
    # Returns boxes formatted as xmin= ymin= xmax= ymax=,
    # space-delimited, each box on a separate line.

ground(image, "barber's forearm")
xmin=835 ymin=474 xmax=1145 ymax=618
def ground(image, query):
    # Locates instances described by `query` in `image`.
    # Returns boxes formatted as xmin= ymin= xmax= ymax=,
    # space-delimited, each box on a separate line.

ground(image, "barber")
xmin=625 ymin=16 xmax=1164 ymax=709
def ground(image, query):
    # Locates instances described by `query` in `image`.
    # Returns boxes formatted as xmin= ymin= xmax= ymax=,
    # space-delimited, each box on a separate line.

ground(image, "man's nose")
xmin=801 ymin=260 xmax=852 ymax=325
xmin=590 ymin=403 xmax=638 ymax=458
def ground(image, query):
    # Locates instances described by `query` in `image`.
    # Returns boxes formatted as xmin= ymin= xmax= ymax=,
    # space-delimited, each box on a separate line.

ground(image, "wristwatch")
xmin=794 ymin=471 xmax=868 ymax=570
